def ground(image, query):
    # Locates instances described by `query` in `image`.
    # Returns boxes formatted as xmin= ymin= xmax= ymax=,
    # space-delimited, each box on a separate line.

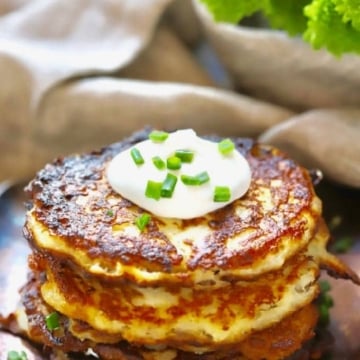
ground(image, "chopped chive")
xmin=175 ymin=149 xmax=194 ymax=163
xmin=130 ymin=147 xmax=144 ymax=165
xmin=152 ymin=156 xmax=166 ymax=170
xmin=145 ymin=180 xmax=162 ymax=200
xmin=45 ymin=311 xmax=60 ymax=331
xmin=7 ymin=351 xmax=28 ymax=360
xmin=196 ymin=171 xmax=210 ymax=185
xmin=166 ymin=156 xmax=181 ymax=170
xmin=181 ymin=174 xmax=199 ymax=185
xmin=161 ymin=173 xmax=178 ymax=198
xmin=135 ymin=213 xmax=151 ymax=231
xmin=149 ymin=130 xmax=169 ymax=143
xmin=181 ymin=171 xmax=210 ymax=186
xmin=213 ymin=186 xmax=231 ymax=202
xmin=218 ymin=138 xmax=235 ymax=155
xmin=106 ymin=209 xmax=114 ymax=217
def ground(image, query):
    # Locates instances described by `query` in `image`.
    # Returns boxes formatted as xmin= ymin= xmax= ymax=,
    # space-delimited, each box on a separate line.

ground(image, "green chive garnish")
xmin=136 ymin=213 xmax=151 ymax=231
xmin=332 ymin=236 xmax=353 ymax=253
xmin=318 ymin=303 xmax=331 ymax=327
xmin=167 ymin=156 xmax=181 ymax=170
xmin=130 ymin=147 xmax=144 ymax=165
xmin=152 ymin=156 xmax=166 ymax=170
xmin=213 ymin=186 xmax=231 ymax=202
xmin=175 ymin=149 xmax=194 ymax=163
xmin=149 ymin=130 xmax=169 ymax=143
xmin=161 ymin=173 xmax=178 ymax=198
xmin=145 ymin=180 xmax=162 ymax=200
xmin=317 ymin=280 xmax=334 ymax=327
xmin=319 ymin=280 xmax=331 ymax=293
xmin=106 ymin=209 xmax=114 ymax=217
xmin=218 ymin=138 xmax=235 ymax=155
xmin=181 ymin=171 xmax=210 ymax=186
xmin=194 ymin=171 xmax=210 ymax=184
xmin=322 ymin=293 xmax=334 ymax=308
xmin=180 ymin=174 xmax=199 ymax=185
xmin=7 ymin=351 xmax=28 ymax=360
xmin=45 ymin=311 xmax=60 ymax=331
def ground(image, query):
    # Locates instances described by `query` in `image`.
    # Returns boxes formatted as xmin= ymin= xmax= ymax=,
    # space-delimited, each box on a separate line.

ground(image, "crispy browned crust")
xmin=307 ymin=218 xmax=360 ymax=285
xmin=31 ymin=248 xmax=319 ymax=352
xmin=20 ymin=270 xmax=318 ymax=360
xmin=24 ymin=129 xmax=319 ymax=281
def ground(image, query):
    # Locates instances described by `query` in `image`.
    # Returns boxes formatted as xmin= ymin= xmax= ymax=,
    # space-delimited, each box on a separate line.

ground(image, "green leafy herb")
xmin=200 ymin=0 xmax=360 ymax=55
xmin=175 ymin=149 xmax=194 ymax=163
xmin=45 ymin=311 xmax=60 ymax=331
xmin=135 ymin=213 xmax=151 ymax=231
xmin=7 ymin=351 xmax=28 ymax=360
xmin=266 ymin=0 xmax=311 ymax=36
xmin=213 ymin=186 xmax=231 ymax=202
xmin=130 ymin=148 xmax=144 ymax=165
xmin=181 ymin=171 xmax=210 ymax=185
xmin=304 ymin=0 xmax=360 ymax=56
xmin=166 ymin=156 xmax=182 ymax=170
xmin=334 ymin=0 xmax=360 ymax=31
xmin=149 ymin=130 xmax=169 ymax=143
xmin=331 ymin=236 xmax=353 ymax=253
xmin=152 ymin=156 xmax=166 ymax=170
xmin=319 ymin=279 xmax=331 ymax=293
xmin=317 ymin=280 xmax=334 ymax=327
xmin=161 ymin=173 xmax=178 ymax=198
xmin=145 ymin=180 xmax=162 ymax=200
xmin=199 ymin=0 xmax=269 ymax=24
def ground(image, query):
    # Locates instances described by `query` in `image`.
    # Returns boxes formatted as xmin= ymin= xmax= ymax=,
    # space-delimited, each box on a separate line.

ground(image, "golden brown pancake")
xmin=18 ymin=269 xmax=318 ymax=360
xmin=24 ymin=131 xmax=322 ymax=286
xmin=39 ymin=250 xmax=318 ymax=352
xmin=33 ymin=219 xmax=357 ymax=353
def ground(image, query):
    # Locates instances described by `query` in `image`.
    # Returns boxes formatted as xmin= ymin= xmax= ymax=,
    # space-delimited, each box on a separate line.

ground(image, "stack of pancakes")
xmin=17 ymin=130 xmax=359 ymax=359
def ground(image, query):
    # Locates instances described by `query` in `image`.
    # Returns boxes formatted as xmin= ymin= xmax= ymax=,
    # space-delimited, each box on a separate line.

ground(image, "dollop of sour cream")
xmin=107 ymin=129 xmax=251 ymax=219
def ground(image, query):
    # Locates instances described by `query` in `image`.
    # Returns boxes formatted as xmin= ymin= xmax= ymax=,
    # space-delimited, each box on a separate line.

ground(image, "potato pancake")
xmin=25 ymin=131 xmax=321 ymax=286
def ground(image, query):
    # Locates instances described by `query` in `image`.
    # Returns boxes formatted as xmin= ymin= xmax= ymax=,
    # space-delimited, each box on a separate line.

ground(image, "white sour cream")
xmin=107 ymin=129 xmax=251 ymax=219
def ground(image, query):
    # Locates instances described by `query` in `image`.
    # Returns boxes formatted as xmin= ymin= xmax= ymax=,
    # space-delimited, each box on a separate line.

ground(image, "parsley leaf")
xmin=199 ymin=0 xmax=269 ymax=24
xmin=200 ymin=0 xmax=360 ymax=56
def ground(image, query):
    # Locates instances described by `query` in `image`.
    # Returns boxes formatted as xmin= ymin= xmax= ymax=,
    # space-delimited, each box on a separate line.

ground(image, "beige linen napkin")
xmin=0 ymin=0 xmax=171 ymax=181
xmin=193 ymin=0 xmax=360 ymax=111
xmin=0 ymin=0 xmax=173 ymax=103
xmin=0 ymin=0 xmax=294 ymax=183
xmin=28 ymin=77 xmax=292 ymax=179
xmin=0 ymin=0 xmax=359 ymax=188
xmin=192 ymin=0 xmax=360 ymax=188
xmin=260 ymin=108 xmax=360 ymax=188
